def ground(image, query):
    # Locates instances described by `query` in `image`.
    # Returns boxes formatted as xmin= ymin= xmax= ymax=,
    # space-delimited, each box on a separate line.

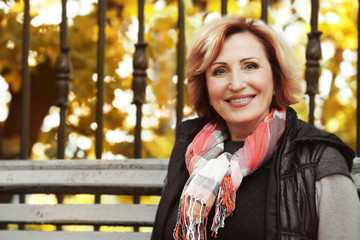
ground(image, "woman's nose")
xmin=229 ymin=70 xmax=246 ymax=91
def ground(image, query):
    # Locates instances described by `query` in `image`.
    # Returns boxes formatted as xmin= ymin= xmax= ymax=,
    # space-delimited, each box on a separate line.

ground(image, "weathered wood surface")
xmin=0 ymin=158 xmax=169 ymax=170
xmin=0 ymin=159 xmax=168 ymax=195
xmin=0 ymin=159 xmax=166 ymax=240
xmin=0 ymin=231 xmax=151 ymax=240
xmin=0 ymin=204 xmax=158 ymax=226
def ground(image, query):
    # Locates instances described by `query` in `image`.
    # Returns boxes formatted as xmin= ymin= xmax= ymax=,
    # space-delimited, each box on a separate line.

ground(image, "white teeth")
xmin=229 ymin=97 xmax=252 ymax=103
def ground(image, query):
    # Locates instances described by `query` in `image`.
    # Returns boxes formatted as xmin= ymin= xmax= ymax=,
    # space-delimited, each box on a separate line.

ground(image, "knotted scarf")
xmin=174 ymin=108 xmax=287 ymax=240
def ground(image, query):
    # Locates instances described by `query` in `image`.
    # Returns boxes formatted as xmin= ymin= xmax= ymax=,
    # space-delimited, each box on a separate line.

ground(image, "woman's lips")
xmin=226 ymin=95 xmax=255 ymax=107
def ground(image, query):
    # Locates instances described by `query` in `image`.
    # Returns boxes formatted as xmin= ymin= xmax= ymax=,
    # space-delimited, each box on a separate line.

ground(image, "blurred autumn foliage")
xmin=0 ymin=0 xmax=358 ymax=161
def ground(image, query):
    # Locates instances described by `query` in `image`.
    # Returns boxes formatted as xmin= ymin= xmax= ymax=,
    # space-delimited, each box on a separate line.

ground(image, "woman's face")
xmin=205 ymin=31 xmax=274 ymax=141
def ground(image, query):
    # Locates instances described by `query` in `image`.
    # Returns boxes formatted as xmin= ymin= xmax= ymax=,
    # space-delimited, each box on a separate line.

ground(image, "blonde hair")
xmin=187 ymin=16 xmax=303 ymax=119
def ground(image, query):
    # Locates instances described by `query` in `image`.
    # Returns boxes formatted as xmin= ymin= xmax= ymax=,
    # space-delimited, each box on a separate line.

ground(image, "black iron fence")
xmin=10 ymin=0 xmax=360 ymax=167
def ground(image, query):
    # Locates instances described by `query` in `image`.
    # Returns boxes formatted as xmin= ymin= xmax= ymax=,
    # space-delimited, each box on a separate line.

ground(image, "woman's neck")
xmin=225 ymin=109 xmax=271 ymax=141
xmin=227 ymin=121 xmax=261 ymax=141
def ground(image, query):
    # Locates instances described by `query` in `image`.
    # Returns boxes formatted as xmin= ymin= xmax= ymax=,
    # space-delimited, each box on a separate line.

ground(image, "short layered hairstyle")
xmin=187 ymin=16 xmax=304 ymax=120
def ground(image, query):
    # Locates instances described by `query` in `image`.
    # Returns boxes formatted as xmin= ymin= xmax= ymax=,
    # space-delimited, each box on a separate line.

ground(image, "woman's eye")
xmin=243 ymin=63 xmax=259 ymax=71
xmin=213 ymin=68 xmax=227 ymax=76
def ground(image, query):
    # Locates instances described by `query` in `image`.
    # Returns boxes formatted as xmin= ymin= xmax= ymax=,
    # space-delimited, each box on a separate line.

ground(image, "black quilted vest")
xmin=151 ymin=108 xmax=354 ymax=240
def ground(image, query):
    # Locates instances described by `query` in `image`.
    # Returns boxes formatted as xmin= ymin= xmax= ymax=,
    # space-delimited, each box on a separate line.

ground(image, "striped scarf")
xmin=174 ymin=108 xmax=287 ymax=240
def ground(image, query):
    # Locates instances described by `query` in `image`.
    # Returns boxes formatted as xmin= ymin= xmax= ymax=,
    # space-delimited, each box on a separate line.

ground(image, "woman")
xmin=151 ymin=16 xmax=360 ymax=240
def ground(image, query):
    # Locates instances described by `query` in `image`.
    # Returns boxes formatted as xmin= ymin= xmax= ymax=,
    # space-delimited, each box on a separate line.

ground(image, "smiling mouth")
xmin=226 ymin=96 xmax=254 ymax=103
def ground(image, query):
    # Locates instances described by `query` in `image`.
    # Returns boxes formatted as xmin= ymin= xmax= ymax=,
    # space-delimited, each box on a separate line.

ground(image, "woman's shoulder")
xmin=294 ymin=119 xmax=354 ymax=159
xmin=285 ymin=108 xmax=355 ymax=170
xmin=176 ymin=117 xmax=208 ymax=139
xmin=286 ymin=108 xmax=333 ymax=140
xmin=168 ymin=117 xmax=208 ymax=168
xmin=287 ymin=108 xmax=351 ymax=148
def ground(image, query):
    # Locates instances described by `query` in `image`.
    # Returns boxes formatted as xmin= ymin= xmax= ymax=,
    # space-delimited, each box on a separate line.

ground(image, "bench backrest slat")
xmin=0 ymin=169 xmax=166 ymax=195
xmin=0 ymin=159 xmax=168 ymax=195
xmin=0 ymin=159 xmax=169 ymax=171
xmin=0 ymin=231 xmax=151 ymax=240
xmin=0 ymin=204 xmax=158 ymax=226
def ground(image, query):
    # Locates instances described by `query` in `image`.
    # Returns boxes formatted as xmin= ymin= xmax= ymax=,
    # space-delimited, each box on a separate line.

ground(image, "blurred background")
xmin=0 ymin=0 xmax=357 ymax=160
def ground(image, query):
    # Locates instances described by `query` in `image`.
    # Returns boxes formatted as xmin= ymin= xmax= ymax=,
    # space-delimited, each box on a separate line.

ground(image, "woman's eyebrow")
xmin=211 ymin=57 xmax=260 ymax=66
xmin=210 ymin=61 xmax=226 ymax=66
xmin=240 ymin=57 xmax=259 ymax=62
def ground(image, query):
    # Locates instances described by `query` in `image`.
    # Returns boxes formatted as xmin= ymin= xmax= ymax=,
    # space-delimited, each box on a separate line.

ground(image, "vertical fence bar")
xmin=357 ymin=0 xmax=360 ymax=156
xmin=96 ymin=0 xmax=106 ymax=160
xmin=20 ymin=0 xmax=30 ymax=160
xmin=261 ymin=0 xmax=268 ymax=23
xmin=176 ymin=0 xmax=185 ymax=128
xmin=19 ymin=0 xmax=30 ymax=231
xmin=132 ymin=0 xmax=147 ymax=159
xmin=221 ymin=0 xmax=227 ymax=16
xmin=94 ymin=0 xmax=107 ymax=231
xmin=54 ymin=0 xmax=71 ymax=231
xmin=132 ymin=0 xmax=147 ymax=231
xmin=55 ymin=0 xmax=70 ymax=159
xmin=305 ymin=0 xmax=322 ymax=125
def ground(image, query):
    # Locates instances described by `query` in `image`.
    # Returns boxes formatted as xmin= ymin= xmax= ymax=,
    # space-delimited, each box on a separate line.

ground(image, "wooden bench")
xmin=0 ymin=157 xmax=359 ymax=240
xmin=0 ymin=159 xmax=168 ymax=240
